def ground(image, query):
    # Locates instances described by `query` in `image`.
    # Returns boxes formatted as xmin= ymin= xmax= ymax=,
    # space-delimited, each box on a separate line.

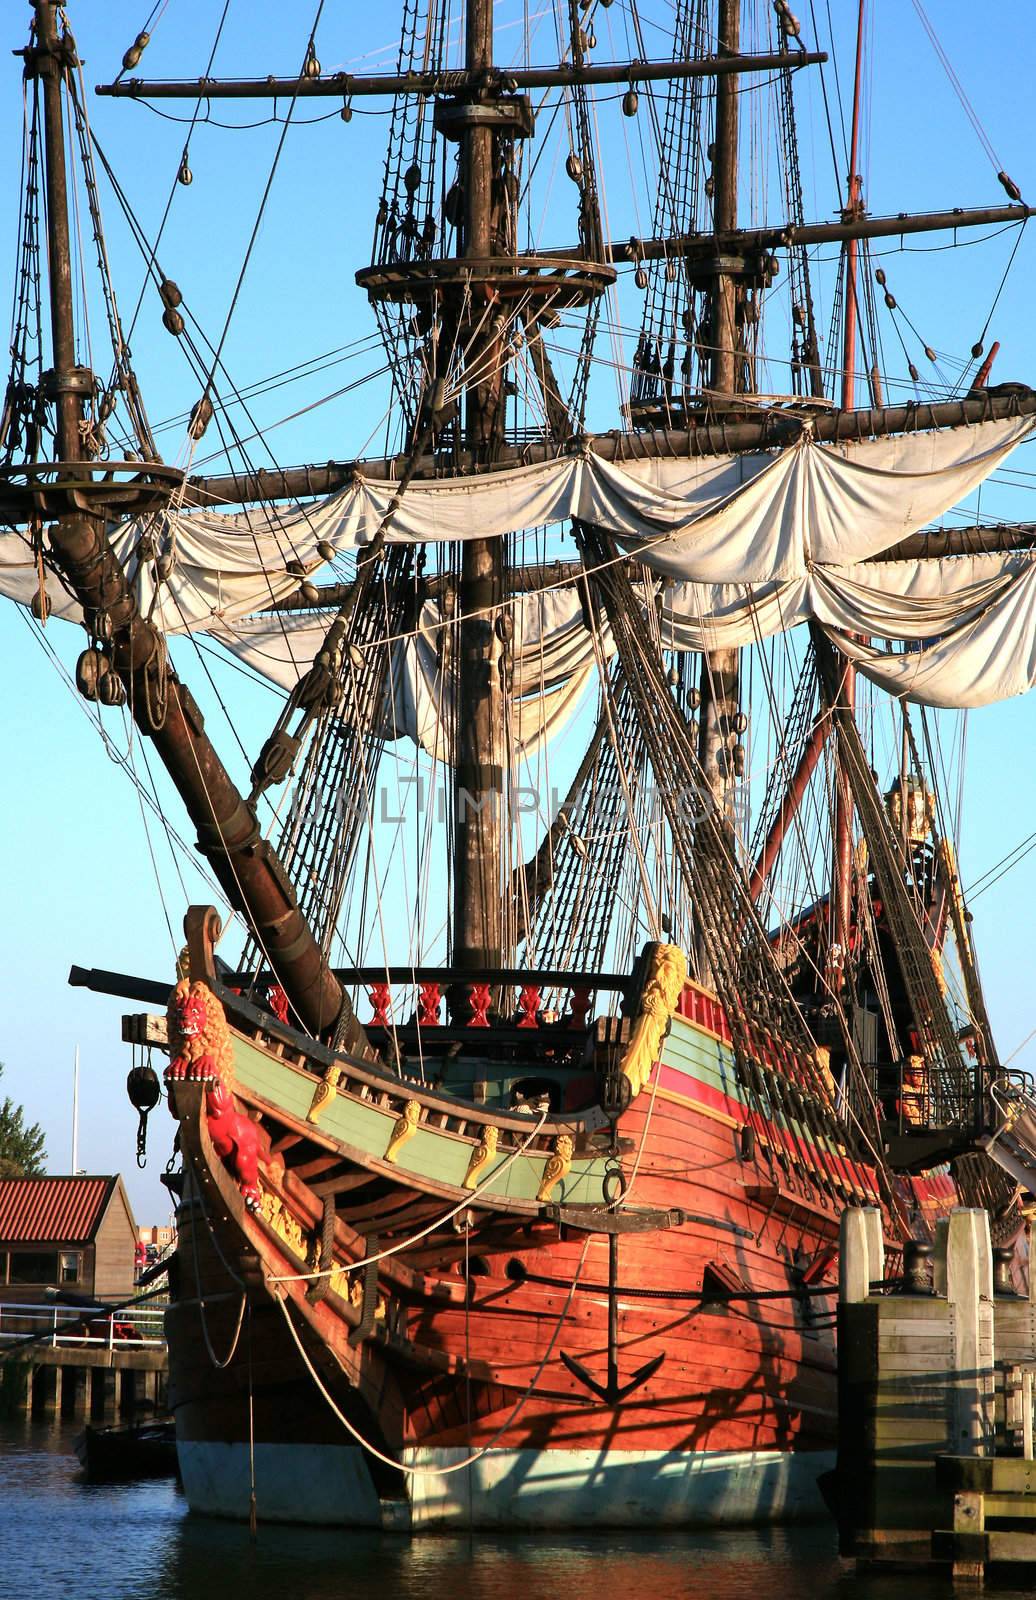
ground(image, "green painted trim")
xmin=662 ymin=1015 xmax=848 ymax=1162
xmin=230 ymin=1033 xmax=610 ymax=1206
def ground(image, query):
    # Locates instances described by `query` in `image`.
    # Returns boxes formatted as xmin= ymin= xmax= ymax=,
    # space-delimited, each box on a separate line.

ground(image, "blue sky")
xmin=1 ymin=1 xmax=1035 ymax=1223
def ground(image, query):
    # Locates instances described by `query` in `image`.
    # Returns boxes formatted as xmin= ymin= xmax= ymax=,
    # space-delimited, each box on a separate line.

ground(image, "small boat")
xmin=73 ymin=1418 xmax=179 ymax=1482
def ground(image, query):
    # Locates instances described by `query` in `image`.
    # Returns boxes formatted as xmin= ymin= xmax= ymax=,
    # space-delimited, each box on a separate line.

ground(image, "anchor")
xmin=560 ymin=1231 xmax=665 ymax=1405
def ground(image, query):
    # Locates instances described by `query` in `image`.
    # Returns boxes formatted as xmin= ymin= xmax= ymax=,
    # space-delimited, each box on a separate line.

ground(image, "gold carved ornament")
xmin=385 ymin=1099 xmax=422 ymax=1163
xmin=537 ymin=1133 xmax=574 ymax=1203
xmin=257 ymin=1182 xmax=311 ymax=1261
xmin=463 ymin=1124 xmax=499 ymax=1190
xmin=619 ymin=943 xmax=688 ymax=1098
xmin=307 ymin=1064 xmax=343 ymax=1125
xmin=814 ymin=1044 xmax=836 ymax=1107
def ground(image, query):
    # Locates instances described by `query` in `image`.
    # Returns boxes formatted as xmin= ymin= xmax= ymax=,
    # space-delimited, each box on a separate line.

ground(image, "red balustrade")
xmin=418 ymin=981 xmax=442 ymax=1027
xmin=677 ymin=982 xmax=732 ymax=1046
xmin=367 ymin=981 xmax=392 ymax=1026
xmin=468 ymin=982 xmax=491 ymax=1028
xmin=517 ymin=985 xmax=540 ymax=1028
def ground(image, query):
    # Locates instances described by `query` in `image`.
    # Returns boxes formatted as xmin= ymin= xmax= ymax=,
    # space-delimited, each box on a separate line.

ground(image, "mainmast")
xmin=24 ymin=1 xmax=355 ymax=1042
xmin=831 ymin=0 xmax=867 ymax=979
xmin=453 ymin=0 xmax=506 ymax=973
xmin=696 ymin=0 xmax=742 ymax=833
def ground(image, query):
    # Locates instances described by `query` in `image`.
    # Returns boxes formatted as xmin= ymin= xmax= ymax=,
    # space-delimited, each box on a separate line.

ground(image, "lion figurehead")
xmin=166 ymin=979 xmax=235 ymax=1086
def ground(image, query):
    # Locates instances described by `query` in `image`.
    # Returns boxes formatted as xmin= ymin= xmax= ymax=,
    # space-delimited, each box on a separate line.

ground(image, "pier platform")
xmin=835 ymin=1205 xmax=1036 ymax=1581
xmin=0 ymin=1301 xmax=167 ymax=1421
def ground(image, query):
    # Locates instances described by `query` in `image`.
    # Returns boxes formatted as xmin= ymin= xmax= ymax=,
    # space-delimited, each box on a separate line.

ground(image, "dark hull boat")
xmin=7 ymin=0 xmax=1036 ymax=1533
xmin=74 ymin=1419 xmax=179 ymax=1482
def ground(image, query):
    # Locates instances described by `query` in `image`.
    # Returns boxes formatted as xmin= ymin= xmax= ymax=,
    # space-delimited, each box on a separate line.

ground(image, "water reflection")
xmin=4 ymin=1419 xmax=1036 ymax=1600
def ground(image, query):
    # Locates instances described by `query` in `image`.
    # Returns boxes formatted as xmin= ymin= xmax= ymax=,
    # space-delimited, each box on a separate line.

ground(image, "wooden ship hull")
xmin=152 ymin=922 xmax=907 ymax=1531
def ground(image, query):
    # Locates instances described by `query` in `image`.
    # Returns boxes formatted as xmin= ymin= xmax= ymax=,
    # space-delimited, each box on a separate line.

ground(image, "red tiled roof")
xmin=0 ymin=1176 xmax=117 ymax=1244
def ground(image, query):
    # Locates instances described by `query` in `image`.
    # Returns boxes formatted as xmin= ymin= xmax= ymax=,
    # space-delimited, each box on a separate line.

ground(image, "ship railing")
xmin=983 ymin=1072 xmax=1036 ymax=1184
xmin=867 ymin=1060 xmax=1031 ymax=1152
xmin=0 ymin=1301 xmax=166 ymax=1350
xmin=232 ymin=963 xmax=635 ymax=1037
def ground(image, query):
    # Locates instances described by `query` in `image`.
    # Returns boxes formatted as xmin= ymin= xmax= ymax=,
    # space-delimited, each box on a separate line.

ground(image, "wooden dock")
xmin=0 ymin=1301 xmax=167 ymax=1421
xmin=836 ymin=1206 xmax=1036 ymax=1580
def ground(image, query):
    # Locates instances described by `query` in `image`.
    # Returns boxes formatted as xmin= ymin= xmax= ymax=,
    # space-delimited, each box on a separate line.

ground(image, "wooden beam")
xmin=176 ymin=390 xmax=1036 ymax=508
xmin=97 ymin=51 xmax=825 ymax=101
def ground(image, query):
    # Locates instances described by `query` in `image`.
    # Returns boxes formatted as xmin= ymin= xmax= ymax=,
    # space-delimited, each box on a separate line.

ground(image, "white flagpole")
xmin=72 ymin=1046 xmax=80 ymax=1173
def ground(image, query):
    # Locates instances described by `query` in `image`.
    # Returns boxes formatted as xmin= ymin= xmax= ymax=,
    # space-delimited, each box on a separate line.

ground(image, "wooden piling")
xmin=837 ymin=1205 xmax=1036 ymax=1578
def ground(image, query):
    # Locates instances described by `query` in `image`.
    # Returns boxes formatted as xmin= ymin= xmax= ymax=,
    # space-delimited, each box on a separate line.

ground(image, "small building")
xmin=137 ymin=1223 xmax=174 ymax=1252
xmin=0 ymin=1175 xmax=137 ymax=1304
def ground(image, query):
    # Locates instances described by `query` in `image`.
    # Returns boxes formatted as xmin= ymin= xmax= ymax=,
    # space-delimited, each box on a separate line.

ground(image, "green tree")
xmin=0 ymin=1064 xmax=46 ymax=1177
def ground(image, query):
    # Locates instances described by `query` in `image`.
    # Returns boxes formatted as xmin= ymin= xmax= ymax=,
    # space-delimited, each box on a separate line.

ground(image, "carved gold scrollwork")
xmin=307 ymin=1063 xmax=343 ymax=1124
xmin=537 ymin=1133 xmax=574 ymax=1203
xmin=619 ymin=942 xmax=688 ymax=1098
xmin=385 ymin=1099 xmax=422 ymax=1163
xmin=463 ymin=1124 xmax=499 ymax=1190
xmin=327 ymin=1264 xmax=349 ymax=1299
xmin=258 ymin=1180 xmax=311 ymax=1261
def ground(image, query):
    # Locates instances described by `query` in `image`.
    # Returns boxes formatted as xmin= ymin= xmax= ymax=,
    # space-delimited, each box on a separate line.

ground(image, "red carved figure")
xmin=166 ymin=978 xmax=262 ymax=1211
xmin=567 ymin=983 xmax=592 ymax=1030
xmin=368 ymin=981 xmax=392 ymax=1026
xmin=204 ymin=1077 xmax=261 ymax=1210
xmin=418 ymin=981 xmax=441 ymax=1027
xmin=468 ymin=982 xmax=491 ymax=1028
xmin=517 ymin=985 xmax=540 ymax=1028
xmin=267 ymin=984 xmax=289 ymax=1024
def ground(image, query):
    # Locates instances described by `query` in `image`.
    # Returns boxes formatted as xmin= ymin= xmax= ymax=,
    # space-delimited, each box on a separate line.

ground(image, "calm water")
xmin=0 ymin=1418 xmax=1031 ymax=1600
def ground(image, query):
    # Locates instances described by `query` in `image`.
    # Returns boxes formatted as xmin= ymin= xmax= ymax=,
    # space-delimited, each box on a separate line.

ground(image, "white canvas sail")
xmin=3 ymin=415 xmax=1035 ymax=721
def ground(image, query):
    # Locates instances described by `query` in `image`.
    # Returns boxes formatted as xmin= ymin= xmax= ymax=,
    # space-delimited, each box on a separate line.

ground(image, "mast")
xmin=34 ymin=0 xmax=84 ymax=461
xmin=453 ymin=0 xmax=506 ymax=972
xmin=831 ymin=0 xmax=867 ymax=977
xmin=25 ymin=1 xmax=353 ymax=1042
xmin=696 ymin=0 xmax=742 ymax=833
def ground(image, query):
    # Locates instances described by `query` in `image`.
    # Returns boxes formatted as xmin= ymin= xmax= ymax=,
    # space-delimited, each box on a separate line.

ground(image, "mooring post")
xmin=941 ymin=1208 xmax=995 ymax=1455
xmin=33 ymin=1363 xmax=60 ymax=1415
xmin=64 ymin=1365 xmax=88 ymax=1419
xmin=91 ymin=1367 xmax=117 ymax=1420
xmin=933 ymin=1216 xmax=949 ymax=1297
xmin=839 ymin=1206 xmax=884 ymax=1302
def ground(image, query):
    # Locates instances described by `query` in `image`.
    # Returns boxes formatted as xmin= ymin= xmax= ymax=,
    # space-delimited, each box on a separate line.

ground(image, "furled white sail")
xmin=193 ymin=414 xmax=1027 ymax=585
xmin=662 ymin=553 xmax=1036 ymax=652
xmin=3 ymin=416 xmax=1035 ymax=715
xmin=4 ymin=415 xmax=1030 ymax=631
xmin=0 ymin=510 xmax=309 ymax=628
xmin=827 ymin=558 xmax=1036 ymax=708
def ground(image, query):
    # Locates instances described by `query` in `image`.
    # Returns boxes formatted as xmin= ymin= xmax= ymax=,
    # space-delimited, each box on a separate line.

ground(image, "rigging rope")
xmin=275 ymin=1232 xmax=592 ymax=1478
xmin=267 ymin=1104 xmax=550 ymax=1284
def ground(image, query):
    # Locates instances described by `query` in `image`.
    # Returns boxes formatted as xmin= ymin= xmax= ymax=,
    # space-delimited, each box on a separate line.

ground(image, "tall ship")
xmin=3 ymin=0 xmax=1036 ymax=1530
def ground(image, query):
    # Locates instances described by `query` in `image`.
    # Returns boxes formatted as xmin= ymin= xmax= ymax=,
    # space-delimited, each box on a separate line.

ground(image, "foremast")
xmin=830 ymin=0 xmax=867 ymax=983
xmin=23 ymin=1 xmax=355 ymax=1043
